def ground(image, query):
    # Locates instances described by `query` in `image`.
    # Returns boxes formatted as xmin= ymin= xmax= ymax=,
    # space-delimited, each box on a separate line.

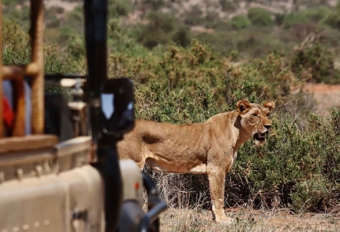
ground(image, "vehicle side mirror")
xmin=100 ymin=78 xmax=135 ymax=136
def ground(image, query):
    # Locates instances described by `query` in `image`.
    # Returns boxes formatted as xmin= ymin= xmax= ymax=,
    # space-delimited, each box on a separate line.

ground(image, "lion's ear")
xmin=236 ymin=99 xmax=251 ymax=114
xmin=263 ymin=101 xmax=275 ymax=111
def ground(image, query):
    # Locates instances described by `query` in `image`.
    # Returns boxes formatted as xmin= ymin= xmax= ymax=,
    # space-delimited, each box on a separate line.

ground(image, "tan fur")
xmin=117 ymin=99 xmax=275 ymax=223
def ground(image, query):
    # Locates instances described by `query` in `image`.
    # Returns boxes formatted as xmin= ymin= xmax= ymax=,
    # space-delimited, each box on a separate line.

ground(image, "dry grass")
xmin=160 ymin=207 xmax=340 ymax=232
xmin=155 ymin=168 xmax=340 ymax=232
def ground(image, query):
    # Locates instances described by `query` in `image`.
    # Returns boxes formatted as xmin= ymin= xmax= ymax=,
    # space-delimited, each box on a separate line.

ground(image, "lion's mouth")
xmin=253 ymin=132 xmax=266 ymax=145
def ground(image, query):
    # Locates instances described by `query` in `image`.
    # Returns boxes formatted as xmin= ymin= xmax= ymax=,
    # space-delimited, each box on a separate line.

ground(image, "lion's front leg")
xmin=207 ymin=164 xmax=233 ymax=224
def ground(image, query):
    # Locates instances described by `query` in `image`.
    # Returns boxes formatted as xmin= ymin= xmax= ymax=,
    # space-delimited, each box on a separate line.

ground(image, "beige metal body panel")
xmin=58 ymin=165 xmax=105 ymax=232
xmin=0 ymin=148 xmax=56 ymax=182
xmin=0 ymin=136 xmax=92 ymax=183
xmin=0 ymin=165 xmax=105 ymax=232
xmin=0 ymin=137 xmax=145 ymax=232
xmin=119 ymin=159 xmax=143 ymax=206
xmin=0 ymin=173 xmax=69 ymax=231
xmin=56 ymin=136 xmax=92 ymax=173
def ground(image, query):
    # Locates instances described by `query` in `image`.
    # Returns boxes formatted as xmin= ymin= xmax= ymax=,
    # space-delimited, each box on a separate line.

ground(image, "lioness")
xmin=117 ymin=99 xmax=275 ymax=223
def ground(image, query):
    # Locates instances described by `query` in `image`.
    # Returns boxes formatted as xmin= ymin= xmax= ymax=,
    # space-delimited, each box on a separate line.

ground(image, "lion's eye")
xmin=252 ymin=113 xmax=258 ymax=117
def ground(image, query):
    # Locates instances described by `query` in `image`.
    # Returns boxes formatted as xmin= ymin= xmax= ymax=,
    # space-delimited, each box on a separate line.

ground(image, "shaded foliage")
xmin=229 ymin=15 xmax=252 ymax=30
xmin=135 ymin=12 xmax=191 ymax=49
xmin=247 ymin=7 xmax=274 ymax=27
xmin=291 ymin=34 xmax=340 ymax=84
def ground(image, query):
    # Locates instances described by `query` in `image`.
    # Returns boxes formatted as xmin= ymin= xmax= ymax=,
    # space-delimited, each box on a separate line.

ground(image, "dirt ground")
xmin=160 ymin=207 xmax=340 ymax=232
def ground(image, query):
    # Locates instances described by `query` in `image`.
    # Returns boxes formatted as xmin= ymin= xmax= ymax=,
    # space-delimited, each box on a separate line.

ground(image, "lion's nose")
xmin=264 ymin=124 xmax=272 ymax=131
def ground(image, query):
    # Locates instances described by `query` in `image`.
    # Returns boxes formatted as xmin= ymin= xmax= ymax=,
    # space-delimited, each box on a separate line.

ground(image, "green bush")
xmin=43 ymin=45 xmax=85 ymax=74
xmin=283 ymin=7 xmax=332 ymax=29
xmin=291 ymin=35 xmax=340 ymax=84
xmin=3 ymin=0 xmax=14 ymax=6
xmin=319 ymin=11 xmax=340 ymax=30
xmin=233 ymin=112 xmax=340 ymax=212
xmin=171 ymin=26 xmax=191 ymax=47
xmin=58 ymin=26 xmax=79 ymax=44
xmin=63 ymin=5 xmax=83 ymax=33
xmin=300 ymin=7 xmax=332 ymax=24
xmin=109 ymin=0 xmax=132 ymax=18
xmin=107 ymin=19 xmax=150 ymax=56
xmin=226 ymin=53 xmax=296 ymax=104
xmin=318 ymin=2 xmax=340 ymax=30
xmin=229 ymin=15 xmax=252 ymax=30
xmin=290 ymin=176 xmax=336 ymax=213
xmin=3 ymin=5 xmax=30 ymax=30
xmin=247 ymin=7 xmax=274 ymax=27
xmin=3 ymin=19 xmax=84 ymax=74
xmin=3 ymin=19 xmax=30 ymax=65
xmin=45 ymin=5 xmax=84 ymax=46
xmin=194 ymin=26 xmax=294 ymax=59
xmin=109 ymin=37 xmax=295 ymax=117
xmin=135 ymin=12 xmax=190 ymax=49
xmin=282 ymin=13 xmax=309 ymax=29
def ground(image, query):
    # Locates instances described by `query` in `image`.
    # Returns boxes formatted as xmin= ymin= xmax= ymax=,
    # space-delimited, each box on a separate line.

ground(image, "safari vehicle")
xmin=0 ymin=0 xmax=167 ymax=231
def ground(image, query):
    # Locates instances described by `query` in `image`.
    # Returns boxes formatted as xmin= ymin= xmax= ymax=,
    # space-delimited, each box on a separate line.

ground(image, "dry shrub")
xmin=144 ymin=166 xmax=210 ymax=210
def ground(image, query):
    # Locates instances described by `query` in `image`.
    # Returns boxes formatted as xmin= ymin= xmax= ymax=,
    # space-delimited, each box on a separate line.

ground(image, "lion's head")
xmin=236 ymin=99 xmax=275 ymax=145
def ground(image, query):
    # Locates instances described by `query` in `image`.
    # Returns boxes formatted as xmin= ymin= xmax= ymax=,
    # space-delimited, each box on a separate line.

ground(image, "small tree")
xmin=247 ymin=7 xmax=274 ymax=27
xmin=229 ymin=15 xmax=252 ymax=30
